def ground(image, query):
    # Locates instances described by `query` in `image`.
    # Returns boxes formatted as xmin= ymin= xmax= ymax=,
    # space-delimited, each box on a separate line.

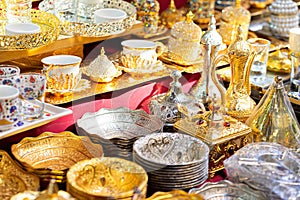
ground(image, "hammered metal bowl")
xmin=133 ymin=132 xmax=209 ymax=191
xmin=189 ymin=180 xmax=267 ymax=200
xmin=76 ymin=107 xmax=164 ymax=160
xmin=11 ymin=131 xmax=104 ymax=182
xmin=66 ymin=157 xmax=148 ymax=199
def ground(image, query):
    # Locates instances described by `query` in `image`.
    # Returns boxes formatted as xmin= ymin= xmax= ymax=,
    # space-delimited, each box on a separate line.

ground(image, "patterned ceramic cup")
xmin=0 ymin=85 xmax=20 ymax=131
xmin=0 ymin=64 xmax=20 ymax=87
xmin=16 ymin=73 xmax=46 ymax=119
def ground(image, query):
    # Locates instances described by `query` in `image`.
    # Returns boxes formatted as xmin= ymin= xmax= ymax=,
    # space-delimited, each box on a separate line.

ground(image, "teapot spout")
xmin=243 ymin=51 xmax=256 ymax=94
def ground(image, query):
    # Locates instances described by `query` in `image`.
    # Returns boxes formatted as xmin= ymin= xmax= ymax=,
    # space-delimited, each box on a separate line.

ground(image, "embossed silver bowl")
xmin=76 ymin=107 xmax=164 ymax=160
xmin=189 ymin=180 xmax=267 ymax=200
xmin=133 ymin=132 xmax=209 ymax=191
xmin=224 ymin=142 xmax=300 ymax=200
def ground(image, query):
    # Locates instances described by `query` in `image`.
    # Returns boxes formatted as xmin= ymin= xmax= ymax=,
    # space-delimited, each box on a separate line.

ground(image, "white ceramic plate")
xmin=0 ymin=100 xmax=72 ymax=140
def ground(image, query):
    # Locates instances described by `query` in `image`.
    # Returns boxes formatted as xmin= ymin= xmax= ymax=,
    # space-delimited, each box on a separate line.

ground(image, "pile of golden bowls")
xmin=11 ymin=131 xmax=104 ymax=183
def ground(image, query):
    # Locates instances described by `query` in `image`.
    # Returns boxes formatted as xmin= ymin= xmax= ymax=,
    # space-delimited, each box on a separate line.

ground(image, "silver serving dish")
xmin=189 ymin=180 xmax=267 ymax=200
xmin=39 ymin=0 xmax=136 ymax=37
xmin=76 ymin=107 xmax=164 ymax=160
xmin=133 ymin=132 xmax=209 ymax=166
xmin=224 ymin=142 xmax=300 ymax=200
xmin=133 ymin=132 xmax=209 ymax=191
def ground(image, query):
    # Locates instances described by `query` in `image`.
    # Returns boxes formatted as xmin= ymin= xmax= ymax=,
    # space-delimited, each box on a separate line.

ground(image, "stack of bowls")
xmin=11 ymin=131 xmax=104 ymax=183
xmin=76 ymin=107 xmax=164 ymax=161
xmin=66 ymin=157 xmax=148 ymax=200
xmin=133 ymin=132 xmax=209 ymax=192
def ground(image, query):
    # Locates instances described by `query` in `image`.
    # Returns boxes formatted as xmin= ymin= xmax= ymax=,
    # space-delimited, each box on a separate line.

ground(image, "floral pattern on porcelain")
xmin=16 ymin=74 xmax=46 ymax=100
xmin=0 ymin=65 xmax=20 ymax=87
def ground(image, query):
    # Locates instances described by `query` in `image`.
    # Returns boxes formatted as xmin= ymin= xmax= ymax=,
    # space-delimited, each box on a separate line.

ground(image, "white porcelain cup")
xmin=5 ymin=23 xmax=41 ymax=35
xmin=0 ymin=85 xmax=20 ymax=131
xmin=41 ymin=55 xmax=82 ymax=93
xmin=121 ymin=39 xmax=161 ymax=69
xmin=94 ymin=8 xmax=127 ymax=23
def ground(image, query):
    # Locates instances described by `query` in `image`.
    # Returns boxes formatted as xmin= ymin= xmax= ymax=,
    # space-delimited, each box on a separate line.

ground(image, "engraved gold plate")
xmin=174 ymin=114 xmax=252 ymax=177
xmin=0 ymin=150 xmax=40 ymax=200
xmin=0 ymin=9 xmax=60 ymax=50
xmin=11 ymin=131 xmax=103 ymax=182
xmin=66 ymin=157 xmax=148 ymax=199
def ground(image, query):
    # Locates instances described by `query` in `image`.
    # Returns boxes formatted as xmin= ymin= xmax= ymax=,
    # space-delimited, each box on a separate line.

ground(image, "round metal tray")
xmin=39 ymin=0 xmax=136 ymax=37
xmin=0 ymin=9 xmax=60 ymax=50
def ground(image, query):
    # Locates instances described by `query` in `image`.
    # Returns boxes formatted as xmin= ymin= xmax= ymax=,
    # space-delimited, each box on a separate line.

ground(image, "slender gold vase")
xmin=246 ymin=76 xmax=300 ymax=151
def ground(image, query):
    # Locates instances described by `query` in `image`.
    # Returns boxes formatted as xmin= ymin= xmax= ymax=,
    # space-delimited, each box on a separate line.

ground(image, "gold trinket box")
xmin=0 ymin=150 xmax=40 ymax=200
xmin=175 ymin=113 xmax=252 ymax=177
xmin=11 ymin=131 xmax=104 ymax=182
xmin=66 ymin=157 xmax=148 ymax=199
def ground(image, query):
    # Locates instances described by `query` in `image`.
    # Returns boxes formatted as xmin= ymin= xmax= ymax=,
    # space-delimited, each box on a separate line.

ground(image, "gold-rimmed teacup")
xmin=41 ymin=55 xmax=82 ymax=94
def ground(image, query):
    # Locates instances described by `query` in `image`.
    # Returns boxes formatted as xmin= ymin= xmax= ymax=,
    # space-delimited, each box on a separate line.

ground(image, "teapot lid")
xmin=227 ymin=25 xmax=251 ymax=56
xmin=201 ymin=15 xmax=223 ymax=46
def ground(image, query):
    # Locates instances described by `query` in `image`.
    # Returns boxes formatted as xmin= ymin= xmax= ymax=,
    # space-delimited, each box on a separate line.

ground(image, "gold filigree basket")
xmin=0 ymin=9 xmax=60 ymax=50
xmin=11 ymin=131 xmax=104 ymax=183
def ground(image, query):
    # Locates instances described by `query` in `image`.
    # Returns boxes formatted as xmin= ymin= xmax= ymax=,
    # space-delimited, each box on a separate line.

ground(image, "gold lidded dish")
xmin=0 ymin=9 xmax=60 ymax=50
xmin=0 ymin=150 xmax=40 ymax=200
xmin=11 ymin=131 xmax=104 ymax=182
xmin=82 ymin=47 xmax=122 ymax=83
xmin=66 ymin=157 xmax=148 ymax=199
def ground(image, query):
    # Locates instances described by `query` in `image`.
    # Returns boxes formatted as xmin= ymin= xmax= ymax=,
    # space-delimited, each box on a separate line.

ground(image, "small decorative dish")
xmin=0 ymin=9 xmax=60 ymax=50
xmin=159 ymin=51 xmax=204 ymax=67
xmin=11 ymin=131 xmax=104 ymax=182
xmin=66 ymin=157 xmax=148 ymax=199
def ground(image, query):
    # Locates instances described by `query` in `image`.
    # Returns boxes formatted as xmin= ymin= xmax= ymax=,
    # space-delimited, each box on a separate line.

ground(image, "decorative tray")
xmin=0 ymin=9 xmax=60 ymax=50
xmin=0 ymin=101 xmax=72 ymax=140
xmin=39 ymin=0 xmax=136 ymax=37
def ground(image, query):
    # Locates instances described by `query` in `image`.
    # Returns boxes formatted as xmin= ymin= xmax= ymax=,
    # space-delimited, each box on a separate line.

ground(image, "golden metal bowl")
xmin=11 ymin=131 xmax=104 ymax=172
xmin=66 ymin=157 xmax=148 ymax=199
xmin=0 ymin=9 xmax=60 ymax=50
xmin=0 ymin=150 xmax=40 ymax=200
xmin=147 ymin=190 xmax=204 ymax=200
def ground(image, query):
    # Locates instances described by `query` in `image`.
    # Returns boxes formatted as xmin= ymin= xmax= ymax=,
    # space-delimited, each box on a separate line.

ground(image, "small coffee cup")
xmin=5 ymin=23 xmax=40 ymax=35
xmin=0 ymin=64 xmax=20 ymax=87
xmin=41 ymin=55 xmax=82 ymax=93
xmin=121 ymin=39 xmax=162 ymax=69
xmin=94 ymin=8 xmax=127 ymax=23
xmin=0 ymin=85 xmax=20 ymax=131
xmin=289 ymin=28 xmax=300 ymax=52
